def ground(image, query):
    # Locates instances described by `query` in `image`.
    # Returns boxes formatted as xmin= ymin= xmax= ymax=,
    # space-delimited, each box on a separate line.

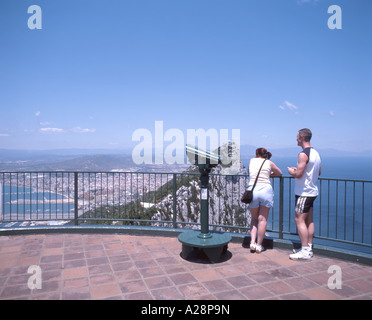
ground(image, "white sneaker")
xmin=289 ymin=248 xmax=312 ymax=261
xmin=250 ymin=243 xmax=256 ymax=252
xmin=255 ymin=244 xmax=264 ymax=253
xmin=293 ymin=247 xmax=313 ymax=258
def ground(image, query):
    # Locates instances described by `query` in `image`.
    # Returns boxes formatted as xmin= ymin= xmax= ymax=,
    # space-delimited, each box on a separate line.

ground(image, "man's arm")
xmin=287 ymin=153 xmax=308 ymax=178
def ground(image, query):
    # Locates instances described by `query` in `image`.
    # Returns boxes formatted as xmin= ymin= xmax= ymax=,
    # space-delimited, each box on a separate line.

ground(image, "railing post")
xmin=74 ymin=172 xmax=79 ymax=226
xmin=172 ymin=173 xmax=177 ymax=229
xmin=279 ymin=176 xmax=284 ymax=239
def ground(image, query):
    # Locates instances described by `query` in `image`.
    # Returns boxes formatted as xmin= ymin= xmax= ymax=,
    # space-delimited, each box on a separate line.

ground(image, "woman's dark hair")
xmin=256 ymin=148 xmax=272 ymax=160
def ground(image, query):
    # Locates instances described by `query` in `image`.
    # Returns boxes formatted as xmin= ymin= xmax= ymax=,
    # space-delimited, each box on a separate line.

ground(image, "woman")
xmin=248 ymin=148 xmax=282 ymax=253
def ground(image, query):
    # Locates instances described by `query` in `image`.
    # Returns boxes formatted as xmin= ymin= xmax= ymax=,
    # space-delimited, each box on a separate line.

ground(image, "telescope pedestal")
xmin=178 ymin=163 xmax=231 ymax=263
xmin=178 ymin=230 xmax=231 ymax=263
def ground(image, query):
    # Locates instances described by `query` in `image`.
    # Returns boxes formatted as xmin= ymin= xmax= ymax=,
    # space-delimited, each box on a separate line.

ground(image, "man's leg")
xmin=291 ymin=196 xmax=315 ymax=260
xmin=305 ymin=207 xmax=314 ymax=246
xmin=294 ymin=210 xmax=310 ymax=248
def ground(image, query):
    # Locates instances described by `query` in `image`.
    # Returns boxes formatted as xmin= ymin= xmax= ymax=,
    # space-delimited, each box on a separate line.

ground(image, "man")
xmin=287 ymin=128 xmax=322 ymax=260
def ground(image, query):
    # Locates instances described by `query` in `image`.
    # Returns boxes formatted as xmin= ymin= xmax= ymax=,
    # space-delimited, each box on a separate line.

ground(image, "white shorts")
xmin=249 ymin=184 xmax=274 ymax=209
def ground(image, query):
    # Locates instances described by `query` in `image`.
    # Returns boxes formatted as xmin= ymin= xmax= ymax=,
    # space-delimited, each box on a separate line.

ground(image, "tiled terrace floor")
xmin=0 ymin=233 xmax=371 ymax=300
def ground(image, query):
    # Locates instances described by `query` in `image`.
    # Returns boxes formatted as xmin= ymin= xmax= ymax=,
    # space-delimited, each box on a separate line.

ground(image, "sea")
xmin=242 ymin=156 xmax=372 ymax=181
xmin=271 ymin=157 xmax=372 ymax=181
xmin=1 ymin=186 xmax=74 ymax=221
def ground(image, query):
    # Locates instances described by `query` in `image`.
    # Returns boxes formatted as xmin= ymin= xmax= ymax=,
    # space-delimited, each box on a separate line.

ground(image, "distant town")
xmin=0 ymin=151 xmax=192 ymax=223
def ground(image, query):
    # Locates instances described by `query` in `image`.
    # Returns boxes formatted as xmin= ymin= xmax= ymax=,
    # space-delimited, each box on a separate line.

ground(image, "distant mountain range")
xmin=0 ymin=145 xmax=371 ymax=171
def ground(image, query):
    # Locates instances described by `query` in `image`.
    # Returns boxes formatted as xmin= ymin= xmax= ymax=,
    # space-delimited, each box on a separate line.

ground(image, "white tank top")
xmin=248 ymin=158 xmax=272 ymax=186
xmin=295 ymin=148 xmax=321 ymax=196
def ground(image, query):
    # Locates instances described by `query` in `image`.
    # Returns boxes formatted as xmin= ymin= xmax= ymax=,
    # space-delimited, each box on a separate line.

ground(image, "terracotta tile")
xmin=62 ymin=286 xmax=91 ymax=300
xmin=0 ymin=245 xmax=22 ymax=254
xmin=284 ymin=276 xmax=318 ymax=291
xmin=91 ymin=283 xmax=121 ymax=299
xmin=332 ymin=284 xmax=360 ymax=298
xmin=108 ymin=254 xmax=130 ymax=264
xmin=240 ymin=284 xmax=274 ymax=299
xmin=267 ymin=267 xmax=298 ymax=280
xmin=170 ymin=273 xmax=198 ymax=286
xmin=0 ymin=233 xmax=371 ymax=301
xmin=138 ymin=266 xmax=165 ymax=278
xmin=63 ymin=259 xmax=86 ymax=269
xmin=63 ymin=266 xmax=88 ymax=279
xmin=0 ymin=253 xmax=18 ymax=268
xmin=151 ymin=287 xmax=183 ymax=300
xmin=134 ymin=259 xmax=157 ymax=269
xmin=249 ymin=271 xmax=273 ymax=283
xmin=155 ymin=256 xmax=180 ymax=266
xmin=178 ymin=283 xmax=209 ymax=298
xmin=17 ymin=256 xmax=40 ymax=267
xmin=263 ymin=280 xmax=295 ymax=296
xmin=302 ymin=287 xmax=340 ymax=300
xmin=162 ymin=265 xmax=188 ymax=275
xmin=0 ymin=284 xmax=32 ymax=299
xmin=43 ymin=247 xmax=63 ymax=256
xmin=151 ymin=250 xmax=172 ymax=259
xmin=202 ymin=279 xmax=234 ymax=294
xmin=214 ymin=289 xmax=247 ymax=300
xmin=42 ymin=269 xmax=61 ymax=282
xmin=86 ymin=256 xmax=109 ymax=267
xmin=188 ymin=294 xmax=217 ymax=300
xmin=244 ymin=252 xmax=269 ymax=261
xmin=280 ymin=292 xmax=311 ymax=300
xmin=40 ymin=255 xmax=62 ymax=264
xmin=64 ymin=246 xmax=84 ymax=255
xmin=215 ymin=265 xmax=244 ymax=278
xmin=124 ymin=291 xmax=153 ymax=300
xmin=119 ymin=279 xmax=148 ymax=294
xmin=226 ymin=275 xmax=256 ymax=288
xmin=63 ymin=277 xmax=89 ymax=288
xmin=114 ymin=269 xmax=142 ymax=282
xmin=145 ymin=276 xmax=173 ymax=290
xmin=103 ymin=243 xmax=123 ymax=251
xmin=89 ymin=264 xmax=113 ymax=275
xmin=307 ymin=272 xmax=331 ymax=286
xmin=39 ymin=261 xmax=63 ymax=272
xmin=6 ymin=274 xmax=30 ymax=286
xmin=64 ymin=252 xmax=85 ymax=261
xmin=85 ymin=249 xmax=106 ymax=259
xmin=89 ymin=273 xmax=115 ymax=286
xmin=30 ymin=291 xmax=61 ymax=300
xmin=346 ymin=278 xmax=372 ymax=295
xmin=192 ymin=269 xmax=221 ymax=282
xmin=273 ymin=256 xmax=301 ymax=267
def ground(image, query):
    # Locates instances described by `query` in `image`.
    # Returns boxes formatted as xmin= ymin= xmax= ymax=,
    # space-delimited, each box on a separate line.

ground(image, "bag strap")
xmin=251 ymin=159 xmax=267 ymax=191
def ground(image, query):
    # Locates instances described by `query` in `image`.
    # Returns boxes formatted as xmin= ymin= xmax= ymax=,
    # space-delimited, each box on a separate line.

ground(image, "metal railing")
xmin=1 ymin=171 xmax=371 ymax=253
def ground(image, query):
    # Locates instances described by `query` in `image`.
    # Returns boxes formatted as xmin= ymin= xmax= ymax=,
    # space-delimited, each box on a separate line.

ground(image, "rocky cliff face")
xmin=154 ymin=142 xmax=251 ymax=233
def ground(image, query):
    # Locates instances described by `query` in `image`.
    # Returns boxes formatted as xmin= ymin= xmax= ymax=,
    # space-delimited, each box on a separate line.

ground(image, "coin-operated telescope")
xmin=178 ymin=145 xmax=231 ymax=263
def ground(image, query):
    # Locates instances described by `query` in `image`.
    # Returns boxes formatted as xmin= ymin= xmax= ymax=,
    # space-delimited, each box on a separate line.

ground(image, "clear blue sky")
xmin=1 ymin=0 xmax=371 ymax=153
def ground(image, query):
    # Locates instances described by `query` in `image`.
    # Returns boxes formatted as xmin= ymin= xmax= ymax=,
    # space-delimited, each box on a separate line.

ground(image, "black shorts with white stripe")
xmin=295 ymin=195 xmax=317 ymax=213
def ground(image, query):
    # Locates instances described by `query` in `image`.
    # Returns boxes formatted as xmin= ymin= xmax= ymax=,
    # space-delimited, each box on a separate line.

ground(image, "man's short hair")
xmin=298 ymin=128 xmax=312 ymax=142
